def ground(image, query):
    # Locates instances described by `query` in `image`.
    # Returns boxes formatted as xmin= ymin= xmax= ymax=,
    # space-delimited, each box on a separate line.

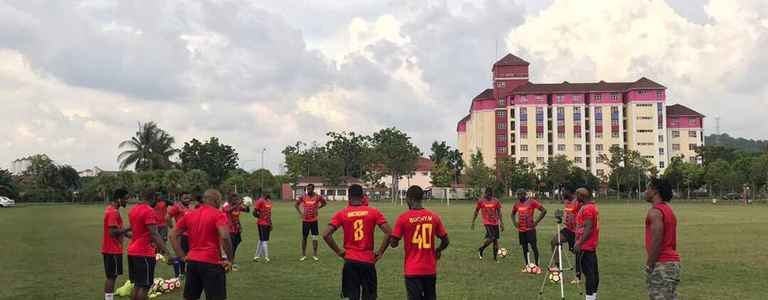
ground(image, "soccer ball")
xmin=548 ymin=271 xmax=562 ymax=283
xmin=525 ymin=263 xmax=542 ymax=274
xmin=497 ymin=248 xmax=509 ymax=258
xmin=242 ymin=196 xmax=253 ymax=207
xmin=712 ymin=198 xmax=718 ymax=204
xmin=160 ymin=281 xmax=173 ymax=292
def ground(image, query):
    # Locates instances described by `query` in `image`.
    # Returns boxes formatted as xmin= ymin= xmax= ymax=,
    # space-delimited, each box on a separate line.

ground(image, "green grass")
xmin=1 ymin=200 xmax=766 ymax=299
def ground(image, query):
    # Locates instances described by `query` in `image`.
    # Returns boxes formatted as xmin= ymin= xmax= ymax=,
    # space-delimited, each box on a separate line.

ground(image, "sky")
xmin=1 ymin=0 xmax=767 ymax=173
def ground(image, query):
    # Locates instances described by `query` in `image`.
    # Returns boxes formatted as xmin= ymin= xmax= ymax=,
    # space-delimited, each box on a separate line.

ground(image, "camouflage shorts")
xmin=647 ymin=262 xmax=681 ymax=300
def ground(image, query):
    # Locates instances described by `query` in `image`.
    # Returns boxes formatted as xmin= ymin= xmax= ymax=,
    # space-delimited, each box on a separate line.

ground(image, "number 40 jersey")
xmin=391 ymin=209 xmax=448 ymax=276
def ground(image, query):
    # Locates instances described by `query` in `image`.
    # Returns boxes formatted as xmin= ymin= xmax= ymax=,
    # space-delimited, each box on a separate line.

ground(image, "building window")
xmin=497 ymin=123 xmax=506 ymax=130
xmin=636 ymin=103 xmax=653 ymax=108
xmin=595 ymin=144 xmax=604 ymax=152
xmin=497 ymin=134 xmax=506 ymax=142
xmin=594 ymin=94 xmax=602 ymax=101
xmin=638 ymin=90 xmax=646 ymax=94
xmin=520 ymin=157 xmax=529 ymax=163
xmin=670 ymin=118 xmax=679 ymax=127
xmin=496 ymin=110 xmax=506 ymax=117
xmin=556 ymin=95 xmax=564 ymax=103
xmin=537 ymin=144 xmax=545 ymax=152
xmin=575 ymin=144 xmax=583 ymax=151
xmin=573 ymin=107 xmax=581 ymax=121
xmin=498 ymin=97 xmax=505 ymax=107
xmin=497 ymin=147 xmax=506 ymax=153
xmin=521 ymin=145 xmax=528 ymax=151
xmin=672 ymin=144 xmax=680 ymax=151
xmin=519 ymin=96 xmax=527 ymax=103
xmin=689 ymin=157 xmax=697 ymax=163
xmin=536 ymin=131 xmax=544 ymax=139
xmin=575 ymin=157 xmax=583 ymax=163
xmin=638 ymin=142 xmax=654 ymax=146
xmin=597 ymin=169 xmax=605 ymax=177
xmin=688 ymin=131 xmax=697 ymax=138
xmin=536 ymin=95 xmax=544 ymax=101
xmin=595 ymin=132 xmax=603 ymax=138
xmin=496 ymin=81 xmax=506 ymax=87
xmin=657 ymin=103 xmax=664 ymax=129
xmin=689 ymin=144 xmax=697 ymax=151
xmin=520 ymin=107 xmax=528 ymax=121
xmin=594 ymin=106 xmax=603 ymax=120
xmin=637 ymin=129 xmax=653 ymax=133
xmin=558 ymin=132 xmax=565 ymax=139
xmin=659 ymin=148 xmax=665 ymax=155
xmin=672 ymin=130 xmax=680 ymax=138
xmin=657 ymin=90 xmax=663 ymax=99
xmin=537 ymin=157 xmax=545 ymax=163
xmin=557 ymin=144 xmax=566 ymax=151
xmin=659 ymin=161 xmax=665 ymax=168
xmin=658 ymin=135 xmax=664 ymax=143
xmin=573 ymin=95 xmax=582 ymax=101
xmin=637 ymin=116 xmax=653 ymax=120
xmin=596 ymin=156 xmax=605 ymax=163
xmin=610 ymin=94 xmax=619 ymax=100
xmin=612 ymin=132 xmax=620 ymax=138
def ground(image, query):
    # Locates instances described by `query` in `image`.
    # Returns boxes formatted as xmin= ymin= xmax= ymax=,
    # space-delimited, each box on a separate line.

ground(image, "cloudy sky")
xmin=1 ymin=0 xmax=767 ymax=172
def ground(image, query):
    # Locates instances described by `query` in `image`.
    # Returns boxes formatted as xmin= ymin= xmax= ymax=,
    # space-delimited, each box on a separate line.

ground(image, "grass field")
xmin=1 ymin=200 xmax=766 ymax=300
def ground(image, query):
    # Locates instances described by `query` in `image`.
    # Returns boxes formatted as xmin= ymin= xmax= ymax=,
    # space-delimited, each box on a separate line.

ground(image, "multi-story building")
xmin=666 ymin=104 xmax=705 ymax=164
xmin=457 ymin=53 xmax=705 ymax=177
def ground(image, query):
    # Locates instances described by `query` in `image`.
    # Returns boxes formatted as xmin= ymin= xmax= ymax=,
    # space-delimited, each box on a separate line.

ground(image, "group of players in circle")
xmin=101 ymin=178 xmax=682 ymax=300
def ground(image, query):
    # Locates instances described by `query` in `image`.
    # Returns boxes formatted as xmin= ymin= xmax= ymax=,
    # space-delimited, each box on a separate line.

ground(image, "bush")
xmin=18 ymin=188 xmax=73 ymax=202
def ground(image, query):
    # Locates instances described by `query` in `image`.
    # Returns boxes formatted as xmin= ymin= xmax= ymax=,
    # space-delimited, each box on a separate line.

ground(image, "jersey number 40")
xmin=411 ymin=224 xmax=433 ymax=249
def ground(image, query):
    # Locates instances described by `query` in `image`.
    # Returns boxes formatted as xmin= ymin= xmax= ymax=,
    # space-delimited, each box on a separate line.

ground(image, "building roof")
xmin=473 ymin=88 xmax=494 ymax=100
xmin=493 ymin=53 xmax=530 ymax=67
xmin=297 ymin=176 xmax=363 ymax=186
xmin=511 ymin=77 xmax=665 ymax=94
xmin=666 ymin=104 xmax=705 ymax=117
xmin=414 ymin=157 xmax=434 ymax=172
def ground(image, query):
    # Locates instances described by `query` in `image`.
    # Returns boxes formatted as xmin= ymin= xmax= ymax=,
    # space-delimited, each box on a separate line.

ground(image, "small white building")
xmin=10 ymin=158 xmax=31 ymax=175
xmin=294 ymin=176 xmax=366 ymax=201
xmin=380 ymin=157 xmax=434 ymax=198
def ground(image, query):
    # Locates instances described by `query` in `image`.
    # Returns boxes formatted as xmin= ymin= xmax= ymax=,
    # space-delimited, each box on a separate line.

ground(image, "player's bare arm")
xmin=646 ymin=208 xmax=664 ymax=270
xmin=471 ymin=207 xmax=479 ymax=230
xmin=294 ymin=200 xmax=303 ymax=218
xmin=435 ymin=235 xmax=450 ymax=260
xmin=219 ymin=225 xmax=235 ymax=266
xmin=497 ymin=207 xmax=504 ymax=231
xmin=534 ymin=206 xmax=547 ymax=226
xmin=169 ymin=226 xmax=186 ymax=259
xmin=575 ymin=219 xmax=593 ymax=253
xmin=319 ymin=197 xmax=327 ymax=209
xmin=511 ymin=211 xmax=519 ymax=228
xmin=321 ymin=225 xmax=344 ymax=258
xmin=374 ymin=223 xmax=393 ymax=260
xmin=147 ymin=224 xmax=170 ymax=256
xmin=389 ymin=235 xmax=401 ymax=248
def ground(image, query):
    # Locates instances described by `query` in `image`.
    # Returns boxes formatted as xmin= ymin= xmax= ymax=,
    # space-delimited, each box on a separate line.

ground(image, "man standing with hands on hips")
xmin=296 ymin=183 xmax=327 ymax=261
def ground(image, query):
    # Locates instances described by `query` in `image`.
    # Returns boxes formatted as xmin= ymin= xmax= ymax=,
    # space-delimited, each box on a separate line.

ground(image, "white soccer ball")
xmin=242 ymin=196 xmax=253 ymax=207
xmin=497 ymin=248 xmax=509 ymax=258
xmin=548 ymin=271 xmax=561 ymax=283
xmin=712 ymin=198 xmax=718 ymax=204
xmin=525 ymin=263 xmax=541 ymax=274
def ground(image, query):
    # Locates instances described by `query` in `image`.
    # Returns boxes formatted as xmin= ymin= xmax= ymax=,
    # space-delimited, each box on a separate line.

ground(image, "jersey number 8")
xmin=353 ymin=219 xmax=364 ymax=241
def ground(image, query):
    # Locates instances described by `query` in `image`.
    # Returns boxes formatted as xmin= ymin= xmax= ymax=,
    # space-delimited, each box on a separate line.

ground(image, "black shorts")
xmin=258 ymin=224 xmax=272 ymax=241
xmin=484 ymin=225 xmax=500 ymax=241
xmin=185 ymin=261 xmax=227 ymax=300
xmin=518 ymin=230 xmax=537 ymax=245
xmin=405 ymin=276 xmax=436 ymax=300
xmin=127 ymin=255 xmax=156 ymax=288
xmin=341 ymin=260 xmax=377 ymax=300
xmin=559 ymin=228 xmax=576 ymax=251
xmin=158 ymin=226 xmax=168 ymax=242
xmin=302 ymin=221 xmax=319 ymax=238
xmin=230 ymin=233 xmax=242 ymax=253
xmin=102 ymin=253 xmax=123 ymax=279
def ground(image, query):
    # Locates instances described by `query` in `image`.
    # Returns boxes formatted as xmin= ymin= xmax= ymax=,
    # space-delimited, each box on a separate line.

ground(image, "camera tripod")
xmin=537 ymin=219 xmax=581 ymax=300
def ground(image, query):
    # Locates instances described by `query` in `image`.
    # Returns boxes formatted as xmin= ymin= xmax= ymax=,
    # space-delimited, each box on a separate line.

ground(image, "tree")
xmin=95 ymin=174 xmax=119 ymax=201
xmin=497 ymin=156 xmax=536 ymax=196
xmin=663 ymin=157 xmax=686 ymax=193
xmin=163 ymin=169 xmax=187 ymax=200
xmin=430 ymin=161 xmax=453 ymax=187
xmin=695 ymin=145 xmax=737 ymax=166
xmin=23 ymin=154 xmax=61 ymax=188
xmin=600 ymin=145 xmax=652 ymax=199
xmin=115 ymin=171 xmax=136 ymax=192
xmin=250 ymin=169 xmax=277 ymax=194
xmin=429 ymin=141 xmax=452 ymax=165
xmin=704 ymin=160 xmax=737 ymax=196
xmin=463 ymin=151 xmax=495 ymax=199
xmin=430 ymin=141 xmax=464 ymax=185
xmin=325 ymin=131 xmax=370 ymax=178
xmin=282 ymin=142 xmax=325 ymax=184
xmin=118 ymin=122 xmax=180 ymax=171
xmin=134 ymin=171 xmax=163 ymax=192
xmin=0 ymin=169 xmax=18 ymax=198
xmin=58 ymin=165 xmax=81 ymax=192
xmin=370 ymin=128 xmax=422 ymax=202
xmin=179 ymin=137 xmax=239 ymax=186
xmin=566 ymin=167 xmax=601 ymax=193
xmin=185 ymin=169 xmax=210 ymax=192
xmin=447 ymin=149 xmax=465 ymax=184
xmin=543 ymin=155 xmax=573 ymax=194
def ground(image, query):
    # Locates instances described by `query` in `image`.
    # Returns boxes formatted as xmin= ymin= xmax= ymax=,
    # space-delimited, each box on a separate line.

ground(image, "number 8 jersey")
xmin=391 ymin=209 xmax=448 ymax=276
xmin=330 ymin=205 xmax=388 ymax=263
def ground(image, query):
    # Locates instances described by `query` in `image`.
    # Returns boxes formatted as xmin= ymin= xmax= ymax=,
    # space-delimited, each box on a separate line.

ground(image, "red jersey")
xmin=512 ymin=199 xmax=543 ymax=232
xmin=175 ymin=204 xmax=229 ymax=265
xmin=254 ymin=199 xmax=273 ymax=226
xmin=329 ymin=205 xmax=387 ymax=263
xmin=299 ymin=194 xmax=326 ymax=222
xmin=221 ymin=202 xmax=247 ymax=233
xmin=645 ymin=203 xmax=680 ymax=262
xmin=167 ymin=202 xmax=190 ymax=223
xmin=563 ymin=199 xmax=581 ymax=231
xmin=575 ymin=202 xmax=599 ymax=251
xmin=476 ymin=198 xmax=502 ymax=225
xmin=101 ymin=206 xmax=124 ymax=255
xmin=154 ymin=201 xmax=168 ymax=227
xmin=127 ymin=203 xmax=159 ymax=257
xmin=391 ymin=209 xmax=448 ymax=276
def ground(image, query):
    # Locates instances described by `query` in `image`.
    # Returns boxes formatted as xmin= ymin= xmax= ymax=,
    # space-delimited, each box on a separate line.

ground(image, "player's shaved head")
xmin=348 ymin=184 xmax=364 ymax=205
xmin=575 ymin=188 xmax=591 ymax=202
xmin=406 ymin=185 xmax=424 ymax=209
xmin=203 ymin=189 xmax=223 ymax=208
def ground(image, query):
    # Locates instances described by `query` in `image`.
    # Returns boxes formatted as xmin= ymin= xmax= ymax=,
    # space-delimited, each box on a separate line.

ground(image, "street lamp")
xmin=260 ymin=148 xmax=267 ymax=191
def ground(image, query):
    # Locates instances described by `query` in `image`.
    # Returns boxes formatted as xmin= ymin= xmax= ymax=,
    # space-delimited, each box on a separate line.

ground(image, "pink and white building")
xmin=457 ymin=54 xmax=705 ymax=178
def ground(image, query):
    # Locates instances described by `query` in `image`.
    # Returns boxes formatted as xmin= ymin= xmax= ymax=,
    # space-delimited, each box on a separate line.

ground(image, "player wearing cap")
xmin=389 ymin=186 xmax=449 ymax=300
xmin=322 ymin=184 xmax=391 ymax=300
xmin=296 ymin=183 xmax=327 ymax=261
xmin=471 ymin=187 xmax=503 ymax=261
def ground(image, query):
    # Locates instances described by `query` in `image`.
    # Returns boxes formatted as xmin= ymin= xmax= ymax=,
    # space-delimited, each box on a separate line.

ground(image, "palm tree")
xmin=118 ymin=122 xmax=180 ymax=171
